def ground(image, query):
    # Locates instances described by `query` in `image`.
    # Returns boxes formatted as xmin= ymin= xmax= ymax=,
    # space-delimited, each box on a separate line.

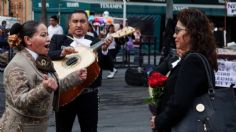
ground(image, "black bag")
xmin=125 ymin=68 xmax=146 ymax=86
xmin=172 ymin=53 xmax=236 ymax=132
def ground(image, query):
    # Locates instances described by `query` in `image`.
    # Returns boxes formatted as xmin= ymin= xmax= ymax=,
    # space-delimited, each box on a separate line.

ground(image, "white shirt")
xmin=26 ymin=48 xmax=38 ymax=60
xmin=171 ymin=57 xmax=181 ymax=68
xmin=70 ymin=36 xmax=92 ymax=48
xmin=69 ymin=36 xmax=108 ymax=55
xmin=48 ymin=24 xmax=64 ymax=39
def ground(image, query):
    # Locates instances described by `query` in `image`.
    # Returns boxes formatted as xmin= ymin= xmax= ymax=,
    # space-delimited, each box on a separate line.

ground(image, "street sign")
xmin=227 ymin=2 xmax=236 ymax=16
xmin=215 ymin=59 xmax=236 ymax=88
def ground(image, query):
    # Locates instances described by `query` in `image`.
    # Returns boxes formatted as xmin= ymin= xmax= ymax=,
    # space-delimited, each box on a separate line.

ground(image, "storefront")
xmin=33 ymin=0 xmax=236 ymax=52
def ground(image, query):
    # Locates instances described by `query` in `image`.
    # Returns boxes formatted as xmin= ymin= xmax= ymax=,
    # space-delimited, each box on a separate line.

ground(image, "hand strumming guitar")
xmin=60 ymin=46 xmax=78 ymax=57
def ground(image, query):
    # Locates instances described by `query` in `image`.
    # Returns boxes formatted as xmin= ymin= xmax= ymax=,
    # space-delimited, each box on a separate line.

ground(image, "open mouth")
xmin=44 ymin=45 xmax=49 ymax=48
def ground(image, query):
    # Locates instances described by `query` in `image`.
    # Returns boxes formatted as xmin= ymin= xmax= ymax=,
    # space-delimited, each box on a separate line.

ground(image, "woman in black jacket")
xmin=150 ymin=8 xmax=218 ymax=132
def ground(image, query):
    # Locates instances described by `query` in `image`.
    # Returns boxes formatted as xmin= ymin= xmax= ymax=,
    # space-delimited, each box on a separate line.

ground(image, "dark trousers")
xmin=107 ymin=49 xmax=118 ymax=71
xmin=55 ymin=91 xmax=98 ymax=132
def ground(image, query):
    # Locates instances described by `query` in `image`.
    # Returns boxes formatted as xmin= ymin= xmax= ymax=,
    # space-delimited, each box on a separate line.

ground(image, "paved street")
xmin=0 ymin=68 xmax=152 ymax=132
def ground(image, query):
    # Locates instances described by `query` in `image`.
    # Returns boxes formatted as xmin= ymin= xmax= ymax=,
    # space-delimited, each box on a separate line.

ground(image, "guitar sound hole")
xmin=66 ymin=57 xmax=78 ymax=66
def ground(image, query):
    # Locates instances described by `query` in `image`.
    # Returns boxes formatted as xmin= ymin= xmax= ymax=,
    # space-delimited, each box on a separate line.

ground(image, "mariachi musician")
xmin=48 ymin=10 xmax=112 ymax=132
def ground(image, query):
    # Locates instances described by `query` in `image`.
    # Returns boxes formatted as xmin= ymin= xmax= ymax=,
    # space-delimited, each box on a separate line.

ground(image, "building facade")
xmin=2 ymin=0 xmax=235 ymax=50
xmin=0 ymin=0 xmax=32 ymax=23
xmin=32 ymin=0 xmax=236 ymax=51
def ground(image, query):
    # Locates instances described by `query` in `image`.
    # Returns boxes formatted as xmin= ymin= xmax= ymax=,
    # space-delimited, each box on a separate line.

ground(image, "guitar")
xmin=53 ymin=26 xmax=135 ymax=106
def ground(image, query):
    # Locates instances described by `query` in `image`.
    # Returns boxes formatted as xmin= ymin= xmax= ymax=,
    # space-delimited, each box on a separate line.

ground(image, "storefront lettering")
xmin=67 ymin=3 xmax=79 ymax=8
xmin=174 ymin=6 xmax=188 ymax=11
xmin=100 ymin=3 xmax=122 ymax=9
xmin=38 ymin=3 xmax=49 ymax=8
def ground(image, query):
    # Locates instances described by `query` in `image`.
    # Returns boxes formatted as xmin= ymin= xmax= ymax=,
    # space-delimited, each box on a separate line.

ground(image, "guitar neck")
xmin=66 ymin=26 xmax=135 ymax=51
xmin=90 ymin=40 xmax=104 ymax=51
xmin=91 ymin=26 xmax=135 ymax=50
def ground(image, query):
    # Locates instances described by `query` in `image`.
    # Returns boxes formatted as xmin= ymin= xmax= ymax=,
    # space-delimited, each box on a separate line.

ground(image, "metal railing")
xmin=115 ymin=35 xmax=160 ymax=68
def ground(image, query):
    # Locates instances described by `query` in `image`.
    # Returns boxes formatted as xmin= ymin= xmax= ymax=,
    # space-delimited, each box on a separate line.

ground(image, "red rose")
xmin=148 ymin=72 xmax=167 ymax=88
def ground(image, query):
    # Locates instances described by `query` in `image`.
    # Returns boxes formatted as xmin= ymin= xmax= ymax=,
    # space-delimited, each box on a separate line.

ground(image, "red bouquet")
xmin=145 ymin=71 xmax=167 ymax=115
xmin=148 ymin=72 xmax=168 ymax=88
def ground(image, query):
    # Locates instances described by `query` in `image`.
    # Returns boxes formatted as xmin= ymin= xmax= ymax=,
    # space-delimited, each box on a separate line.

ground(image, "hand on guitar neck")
xmin=101 ymin=37 xmax=113 ymax=51
xmin=101 ymin=26 xmax=135 ymax=51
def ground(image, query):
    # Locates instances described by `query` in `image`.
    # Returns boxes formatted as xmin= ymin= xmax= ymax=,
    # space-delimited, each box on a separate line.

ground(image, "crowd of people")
xmin=0 ymin=8 xmax=234 ymax=132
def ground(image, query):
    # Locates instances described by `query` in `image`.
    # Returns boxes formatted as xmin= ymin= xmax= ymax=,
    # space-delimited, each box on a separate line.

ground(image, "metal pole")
xmin=15 ymin=2 xmax=18 ymax=21
xmin=8 ymin=0 xmax=12 ymax=16
xmin=224 ymin=0 xmax=227 ymax=47
xmin=165 ymin=0 xmax=173 ymax=26
xmin=23 ymin=0 xmax=26 ymax=22
xmin=58 ymin=0 xmax=61 ymax=24
xmin=123 ymin=0 xmax=126 ymax=27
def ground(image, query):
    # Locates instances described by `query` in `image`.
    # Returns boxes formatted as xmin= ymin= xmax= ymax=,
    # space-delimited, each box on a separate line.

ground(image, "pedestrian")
xmin=150 ymin=8 xmax=218 ymax=132
xmin=133 ymin=27 xmax=142 ymax=46
xmin=0 ymin=20 xmax=87 ymax=132
xmin=48 ymin=15 xmax=64 ymax=39
xmin=48 ymin=10 xmax=112 ymax=132
xmin=0 ymin=20 xmax=9 ymax=43
xmin=132 ymin=27 xmax=142 ymax=66
xmin=105 ymin=24 xmax=118 ymax=79
xmin=0 ymin=20 xmax=10 ymax=52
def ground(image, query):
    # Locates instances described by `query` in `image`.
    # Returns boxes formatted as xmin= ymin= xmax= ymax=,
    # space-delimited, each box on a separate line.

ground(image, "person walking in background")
xmin=105 ymin=24 xmax=118 ymax=79
xmin=150 ymin=8 xmax=218 ymax=132
xmin=0 ymin=20 xmax=87 ymax=132
xmin=0 ymin=20 xmax=10 ymax=52
xmin=48 ymin=15 xmax=64 ymax=39
xmin=132 ymin=27 xmax=142 ymax=66
xmin=0 ymin=20 xmax=10 ymax=66
xmin=133 ymin=27 xmax=142 ymax=46
xmin=0 ymin=20 xmax=9 ymax=43
xmin=48 ymin=10 xmax=111 ymax=132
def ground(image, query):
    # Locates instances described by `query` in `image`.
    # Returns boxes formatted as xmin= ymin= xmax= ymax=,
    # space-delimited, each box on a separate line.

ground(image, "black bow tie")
xmin=36 ymin=55 xmax=55 ymax=73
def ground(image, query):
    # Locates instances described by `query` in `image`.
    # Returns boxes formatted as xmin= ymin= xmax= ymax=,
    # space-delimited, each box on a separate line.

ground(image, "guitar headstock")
xmin=112 ymin=26 xmax=135 ymax=38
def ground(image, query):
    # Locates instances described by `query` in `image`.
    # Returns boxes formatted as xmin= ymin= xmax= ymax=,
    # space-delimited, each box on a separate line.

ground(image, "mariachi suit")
xmin=0 ymin=49 xmax=83 ymax=132
xmin=48 ymin=34 xmax=108 ymax=132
